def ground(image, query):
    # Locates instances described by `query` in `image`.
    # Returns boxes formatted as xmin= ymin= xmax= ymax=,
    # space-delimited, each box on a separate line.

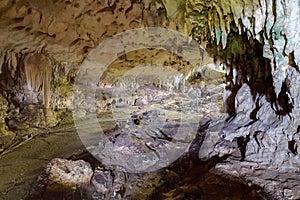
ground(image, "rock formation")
xmin=0 ymin=0 xmax=300 ymax=199
xmin=24 ymin=52 xmax=52 ymax=108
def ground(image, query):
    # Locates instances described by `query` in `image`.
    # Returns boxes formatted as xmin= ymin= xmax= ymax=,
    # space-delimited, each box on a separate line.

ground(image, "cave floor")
xmin=0 ymin=114 xmax=85 ymax=199
xmin=0 ymin=85 xmax=271 ymax=199
xmin=0 ymin=114 xmax=272 ymax=200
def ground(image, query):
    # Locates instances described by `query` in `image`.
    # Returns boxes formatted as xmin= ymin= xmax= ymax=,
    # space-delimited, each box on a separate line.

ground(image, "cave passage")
xmin=1 ymin=0 xmax=300 ymax=199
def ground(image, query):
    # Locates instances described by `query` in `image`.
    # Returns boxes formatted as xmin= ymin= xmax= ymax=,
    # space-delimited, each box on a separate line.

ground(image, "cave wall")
xmin=186 ymin=0 xmax=300 ymax=108
xmin=0 ymin=0 xmax=172 ymax=152
xmin=186 ymin=0 xmax=300 ymax=199
xmin=0 ymin=0 xmax=209 ymax=152
xmin=1 ymin=0 xmax=300 ymax=198
xmin=0 ymin=0 xmax=169 ymax=107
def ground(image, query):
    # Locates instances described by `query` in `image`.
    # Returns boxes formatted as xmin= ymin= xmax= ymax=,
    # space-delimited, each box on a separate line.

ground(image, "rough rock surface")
xmin=0 ymin=93 xmax=15 ymax=152
xmin=0 ymin=0 xmax=169 ymax=153
xmin=0 ymin=0 xmax=167 ymax=63
xmin=30 ymin=157 xmax=160 ymax=200
xmin=199 ymin=84 xmax=300 ymax=199
xmin=0 ymin=0 xmax=194 ymax=121
xmin=1 ymin=0 xmax=300 ymax=199
xmin=92 ymin=81 xmax=223 ymax=173
xmin=30 ymin=150 xmax=272 ymax=200
xmin=200 ymin=82 xmax=300 ymax=199
xmin=185 ymin=0 xmax=300 ymax=199
xmin=31 ymin=158 xmax=93 ymax=199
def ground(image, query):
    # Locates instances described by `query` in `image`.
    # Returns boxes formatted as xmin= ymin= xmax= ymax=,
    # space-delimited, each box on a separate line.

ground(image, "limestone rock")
xmin=0 ymin=0 xmax=169 ymax=149
xmin=44 ymin=158 xmax=92 ymax=189
xmin=32 ymin=158 xmax=93 ymax=199
xmin=80 ymin=167 xmax=127 ymax=200
xmin=0 ymin=0 xmax=168 ymax=64
xmin=201 ymin=80 xmax=300 ymax=199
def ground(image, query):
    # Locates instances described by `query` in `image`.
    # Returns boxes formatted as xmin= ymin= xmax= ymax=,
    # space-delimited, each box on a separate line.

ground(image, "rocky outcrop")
xmin=186 ymin=0 xmax=300 ymax=198
xmin=30 ymin=150 xmax=272 ymax=199
xmin=0 ymin=93 xmax=15 ymax=152
xmin=30 ymin=157 xmax=158 ymax=199
xmin=200 ymin=83 xmax=300 ymax=199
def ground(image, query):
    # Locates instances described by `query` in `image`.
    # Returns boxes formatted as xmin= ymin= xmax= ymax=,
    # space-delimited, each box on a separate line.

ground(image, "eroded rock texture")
xmin=0 ymin=0 xmax=169 ymax=153
xmin=30 ymin=158 xmax=93 ymax=199
xmin=30 ymin=152 xmax=271 ymax=199
xmin=0 ymin=0 xmax=169 ymax=109
xmin=1 ymin=0 xmax=300 ymax=199
xmin=186 ymin=0 xmax=300 ymax=199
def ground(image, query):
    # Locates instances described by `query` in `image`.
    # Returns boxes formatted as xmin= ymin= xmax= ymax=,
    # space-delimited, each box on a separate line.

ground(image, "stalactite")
xmin=24 ymin=53 xmax=52 ymax=108
xmin=5 ymin=51 xmax=18 ymax=79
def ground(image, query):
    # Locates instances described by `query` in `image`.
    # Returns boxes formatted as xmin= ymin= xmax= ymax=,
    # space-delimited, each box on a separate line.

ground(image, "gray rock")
xmin=44 ymin=158 xmax=93 ymax=189
xmin=201 ymin=78 xmax=300 ymax=199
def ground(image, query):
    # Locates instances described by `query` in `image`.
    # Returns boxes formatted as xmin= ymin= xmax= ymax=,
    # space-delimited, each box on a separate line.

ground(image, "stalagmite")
xmin=24 ymin=53 xmax=52 ymax=108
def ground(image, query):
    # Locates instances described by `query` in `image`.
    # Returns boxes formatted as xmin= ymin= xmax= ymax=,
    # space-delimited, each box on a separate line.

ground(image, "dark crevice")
xmin=0 ymin=52 xmax=26 ymax=109
xmin=288 ymin=140 xmax=297 ymax=155
xmin=297 ymin=125 xmax=300 ymax=133
xmin=7 ymin=17 xmax=24 ymax=25
xmin=125 ymin=1 xmax=135 ymax=16
xmin=206 ymin=28 xmax=278 ymax=117
xmin=250 ymin=95 xmax=262 ymax=120
xmin=96 ymin=0 xmax=118 ymax=14
xmin=254 ymin=131 xmax=264 ymax=149
xmin=276 ymin=80 xmax=293 ymax=117
xmin=288 ymin=51 xmax=300 ymax=72
xmin=237 ymin=134 xmax=250 ymax=161
xmin=281 ymin=32 xmax=288 ymax=57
